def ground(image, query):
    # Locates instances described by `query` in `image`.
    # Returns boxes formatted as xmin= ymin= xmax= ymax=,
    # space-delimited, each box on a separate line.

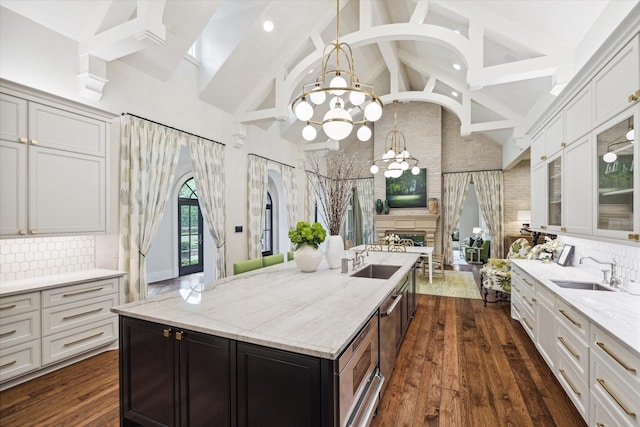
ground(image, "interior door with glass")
xmin=179 ymin=178 xmax=204 ymax=276
xmin=595 ymin=108 xmax=636 ymax=239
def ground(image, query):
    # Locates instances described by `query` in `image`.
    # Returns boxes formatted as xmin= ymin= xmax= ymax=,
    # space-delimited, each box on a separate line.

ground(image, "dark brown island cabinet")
xmin=119 ymin=269 xmax=417 ymax=427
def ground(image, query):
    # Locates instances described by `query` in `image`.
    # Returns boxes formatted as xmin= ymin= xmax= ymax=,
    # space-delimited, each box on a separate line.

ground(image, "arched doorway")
xmin=178 ymin=178 xmax=203 ymax=276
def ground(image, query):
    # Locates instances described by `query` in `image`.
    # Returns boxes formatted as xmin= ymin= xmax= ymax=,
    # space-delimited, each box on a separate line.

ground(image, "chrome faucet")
xmin=579 ymin=256 xmax=621 ymax=288
xmin=352 ymin=250 xmax=368 ymax=270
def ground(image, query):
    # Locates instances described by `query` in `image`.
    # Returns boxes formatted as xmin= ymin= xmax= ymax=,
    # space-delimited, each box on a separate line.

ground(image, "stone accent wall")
xmin=503 ymin=160 xmax=532 ymax=238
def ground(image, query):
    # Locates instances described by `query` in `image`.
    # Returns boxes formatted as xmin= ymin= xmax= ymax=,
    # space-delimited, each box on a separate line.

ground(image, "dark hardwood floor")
xmin=0 ymin=263 xmax=585 ymax=427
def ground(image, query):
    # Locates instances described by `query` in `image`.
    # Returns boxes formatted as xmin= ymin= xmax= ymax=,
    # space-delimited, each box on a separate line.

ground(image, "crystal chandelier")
xmin=370 ymin=100 xmax=420 ymax=178
xmin=290 ymin=0 xmax=383 ymax=142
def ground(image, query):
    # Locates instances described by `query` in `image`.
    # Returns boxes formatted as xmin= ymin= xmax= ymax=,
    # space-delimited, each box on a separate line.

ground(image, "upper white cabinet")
xmin=593 ymin=35 xmax=640 ymax=127
xmin=565 ymin=86 xmax=592 ymax=144
xmin=563 ymin=135 xmax=593 ymax=235
xmin=0 ymin=87 xmax=112 ymax=238
xmin=545 ymin=114 xmax=565 ymax=159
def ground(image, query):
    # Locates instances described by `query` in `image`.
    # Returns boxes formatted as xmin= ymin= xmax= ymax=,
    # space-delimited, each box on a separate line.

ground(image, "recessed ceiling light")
xmin=454 ymin=30 xmax=461 ymax=35
xmin=453 ymin=63 xmax=461 ymax=71
xmin=263 ymin=20 xmax=274 ymax=32
xmin=451 ymin=91 xmax=458 ymax=97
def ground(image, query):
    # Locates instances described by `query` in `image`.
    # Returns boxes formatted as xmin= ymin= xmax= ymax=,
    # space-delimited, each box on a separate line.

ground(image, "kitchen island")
xmin=112 ymin=251 xmax=420 ymax=427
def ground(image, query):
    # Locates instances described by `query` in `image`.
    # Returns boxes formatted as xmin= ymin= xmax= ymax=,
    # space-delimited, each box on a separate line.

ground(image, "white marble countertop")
xmin=0 ymin=269 xmax=126 ymax=297
xmin=112 ymin=252 xmax=420 ymax=360
xmin=511 ymin=259 xmax=640 ymax=356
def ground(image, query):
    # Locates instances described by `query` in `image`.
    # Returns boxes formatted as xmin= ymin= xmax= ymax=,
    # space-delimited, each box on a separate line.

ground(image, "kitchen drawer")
xmin=42 ymin=278 xmax=118 ymax=307
xmin=0 ymin=310 xmax=40 ymax=348
xmin=42 ymin=294 xmax=118 ymax=336
xmin=511 ymin=296 xmax=523 ymax=320
xmin=556 ymin=299 xmax=589 ymax=344
xmin=591 ymin=351 xmax=640 ymax=426
xmin=556 ymin=354 xmax=589 ymax=422
xmin=42 ymin=317 xmax=117 ymax=366
xmin=536 ymin=282 xmax=555 ymax=307
xmin=591 ymin=387 xmax=636 ymax=427
xmin=0 ymin=292 xmax=40 ymax=318
xmin=591 ymin=324 xmax=639 ymax=390
xmin=557 ymin=322 xmax=589 ymax=380
xmin=0 ymin=339 xmax=41 ymax=383
xmin=519 ymin=303 xmax=535 ymax=341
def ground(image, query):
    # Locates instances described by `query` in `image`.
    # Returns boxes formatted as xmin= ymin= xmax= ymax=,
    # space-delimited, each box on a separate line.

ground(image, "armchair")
xmin=479 ymin=237 xmax=532 ymax=306
xmin=463 ymin=239 xmax=490 ymax=263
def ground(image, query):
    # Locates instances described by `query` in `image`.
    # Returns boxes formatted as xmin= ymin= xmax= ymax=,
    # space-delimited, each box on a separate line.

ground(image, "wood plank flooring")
xmin=1 ymin=266 xmax=585 ymax=427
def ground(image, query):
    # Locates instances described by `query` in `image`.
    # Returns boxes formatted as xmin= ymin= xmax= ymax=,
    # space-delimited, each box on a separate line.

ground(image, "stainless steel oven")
xmin=338 ymin=314 xmax=384 ymax=427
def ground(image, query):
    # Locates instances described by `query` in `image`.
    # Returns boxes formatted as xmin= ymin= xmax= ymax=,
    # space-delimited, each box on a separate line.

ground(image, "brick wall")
xmin=504 ymin=159 xmax=531 ymax=239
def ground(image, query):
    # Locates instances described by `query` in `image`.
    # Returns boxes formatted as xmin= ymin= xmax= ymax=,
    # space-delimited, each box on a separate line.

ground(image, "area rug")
xmin=416 ymin=270 xmax=481 ymax=300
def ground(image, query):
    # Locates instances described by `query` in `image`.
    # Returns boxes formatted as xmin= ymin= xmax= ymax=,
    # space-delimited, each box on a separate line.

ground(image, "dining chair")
xmin=388 ymin=244 xmax=406 ymax=252
xmin=398 ymin=239 xmax=414 ymax=247
xmin=365 ymin=242 xmax=383 ymax=251
xmin=422 ymin=253 xmax=444 ymax=279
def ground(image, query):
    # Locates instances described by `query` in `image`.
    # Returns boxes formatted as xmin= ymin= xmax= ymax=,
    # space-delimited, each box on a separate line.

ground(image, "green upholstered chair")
xmin=233 ymin=258 xmax=263 ymax=275
xmin=463 ymin=239 xmax=491 ymax=263
xmin=262 ymin=253 xmax=284 ymax=267
xmin=287 ymin=251 xmax=294 ymax=261
xmin=479 ymin=237 xmax=533 ymax=306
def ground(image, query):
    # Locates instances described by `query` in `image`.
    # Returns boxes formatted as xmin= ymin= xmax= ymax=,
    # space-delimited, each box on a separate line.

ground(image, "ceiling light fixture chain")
xmin=370 ymin=100 xmax=420 ymax=178
xmin=291 ymin=0 xmax=382 ymax=142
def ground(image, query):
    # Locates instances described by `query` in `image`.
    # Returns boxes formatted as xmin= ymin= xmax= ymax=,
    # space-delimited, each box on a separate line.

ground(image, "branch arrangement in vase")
xmin=306 ymin=152 xmax=367 ymax=236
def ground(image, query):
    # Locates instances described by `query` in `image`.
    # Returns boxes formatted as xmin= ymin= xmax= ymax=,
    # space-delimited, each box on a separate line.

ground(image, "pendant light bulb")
xmin=309 ymin=90 xmax=326 ymax=105
xmin=411 ymin=166 xmax=420 ymax=175
xmin=322 ymin=107 xmax=353 ymax=140
xmin=370 ymin=164 xmax=379 ymax=174
xmin=357 ymin=125 xmax=372 ymax=141
xmin=626 ymin=128 xmax=634 ymax=142
xmin=364 ymin=101 xmax=382 ymax=121
xmin=302 ymin=124 xmax=317 ymax=141
xmin=349 ymin=90 xmax=365 ymax=106
xmin=294 ymin=100 xmax=313 ymax=121
xmin=603 ymin=151 xmax=617 ymax=163
xmin=329 ymin=75 xmax=347 ymax=96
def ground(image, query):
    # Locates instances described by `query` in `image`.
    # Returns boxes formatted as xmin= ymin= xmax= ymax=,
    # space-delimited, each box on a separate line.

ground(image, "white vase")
xmin=294 ymin=244 xmax=323 ymax=272
xmin=325 ymin=234 xmax=344 ymax=269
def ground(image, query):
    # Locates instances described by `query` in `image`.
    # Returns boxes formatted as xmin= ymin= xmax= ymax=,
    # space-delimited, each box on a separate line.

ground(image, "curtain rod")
xmin=248 ymin=153 xmax=295 ymax=169
xmin=443 ymin=168 xmax=502 ymax=175
xmin=122 ymin=113 xmax=225 ymax=146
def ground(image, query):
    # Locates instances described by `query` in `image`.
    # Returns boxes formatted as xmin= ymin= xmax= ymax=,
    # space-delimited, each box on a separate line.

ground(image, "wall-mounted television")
xmin=385 ymin=168 xmax=427 ymax=208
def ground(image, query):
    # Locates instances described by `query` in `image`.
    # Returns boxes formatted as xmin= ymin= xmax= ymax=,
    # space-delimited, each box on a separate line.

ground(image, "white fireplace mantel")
xmin=374 ymin=213 xmax=439 ymax=246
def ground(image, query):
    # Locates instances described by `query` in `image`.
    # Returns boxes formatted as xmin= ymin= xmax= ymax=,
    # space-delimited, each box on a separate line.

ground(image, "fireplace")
xmin=374 ymin=214 xmax=439 ymax=247
xmin=390 ymin=232 xmax=425 ymax=246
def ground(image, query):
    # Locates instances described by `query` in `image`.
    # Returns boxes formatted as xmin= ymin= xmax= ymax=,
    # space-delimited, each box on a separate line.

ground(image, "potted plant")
xmin=288 ymin=221 xmax=327 ymax=272
xmin=306 ymin=152 xmax=367 ymax=268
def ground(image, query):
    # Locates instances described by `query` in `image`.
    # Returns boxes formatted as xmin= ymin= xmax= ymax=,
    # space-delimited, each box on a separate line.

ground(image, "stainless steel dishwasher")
xmin=379 ymin=284 xmax=403 ymax=396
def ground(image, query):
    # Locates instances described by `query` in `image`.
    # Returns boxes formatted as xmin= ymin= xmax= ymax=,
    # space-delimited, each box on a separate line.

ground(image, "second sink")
xmin=351 ymin=264 xmax=401 ymax=279
xmin=551 ymin=280 xmax=613 ymax=291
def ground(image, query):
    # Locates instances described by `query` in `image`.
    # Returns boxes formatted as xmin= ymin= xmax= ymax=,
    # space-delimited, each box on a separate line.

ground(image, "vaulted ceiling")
xmin=2 ymin=0 xmax=637 ymax=151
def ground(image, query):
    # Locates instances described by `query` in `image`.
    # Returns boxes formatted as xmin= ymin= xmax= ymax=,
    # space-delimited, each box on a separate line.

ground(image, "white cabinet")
xmin=530 ymin=130 xmax=545 ymax=168
xmin=593 ymin=35 xmax=640 ymax=127
xmin=545 ymin=113 xmax=565 ymax=159
xmin=0 ymin=88 xmax=111 ymax=238
xmin=563 ymin=135 xmax=593 ymax=235
xmin=565 ymin=86 xmax=592 ymax=143
xmin=0 ymin=274 xmax=122 ymax=389
xmin=531 ymin=163 xmax=547 ymax=230
xmin=0 ymin=292 xmax=41 ymax=382
xmin=535 ymin=283 xmax=556 ymax=369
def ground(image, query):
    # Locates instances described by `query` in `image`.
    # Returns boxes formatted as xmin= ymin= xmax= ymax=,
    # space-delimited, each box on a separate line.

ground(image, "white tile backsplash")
xmin=562 ymin=236 xmax=640 ymax=287
xmin=0 ymin=236 xmax=95 ymax=282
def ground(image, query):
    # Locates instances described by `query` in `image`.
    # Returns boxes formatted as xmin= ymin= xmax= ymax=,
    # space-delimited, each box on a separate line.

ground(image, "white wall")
xmin=0 ymin=9 xmax=303 ymax=278
xmin=458 ymin=184 xmax=480 ymax=242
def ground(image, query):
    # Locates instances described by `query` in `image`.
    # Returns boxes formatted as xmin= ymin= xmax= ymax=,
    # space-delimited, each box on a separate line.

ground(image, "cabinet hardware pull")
xmin=0 ymin=360 xmax=17 ymax=369
xmin=523 ymin=296 xmax=533 ymax=307
xmin=541 ymin=155 xmax=547 ymax=160
xmin=30 ymin=229 xmax=37 ymax=234
xmin=558 ymin=309 xmax=581 ymax=328
xmin=513 ymin=304 xmax=521 ymax=314
xmin=559 ymin=369 xmax=581 ymax=396
xmin=0 ymin=304 xmax=17 ymax=311
xmin=176 ymin=331 xmax=185 ymax=341
xmin=0 ymin=329 xmax=17 ymax=338
xmin=62 ymin=307 xmax=102 ymax=321
xmin=628 ymin=233 xmax=640 ymax=241
xmin=597 ymin=423 xmax=604 ymax=427
xmin=381 ymin=294 xmax=403 ymax=317
xmin=596 ymin=378 xmax=636 ymax=417
xmin=629 ymin=89 xmax=640 ymax=103
xmin=163 ymin=328 xmax=172 ymax=338
xmin=63 ymin=331 xmax=104 ymax=347
xmin=30 ymin=139 xmax=38 ymax=145
xmin=62 ymin=287 xmax=103 ymax=297
xmin=512 ymin=270 xmax=520 ymax=276
xmin=19 ymin=137 xmax=28 ymax=143
xmin=513 ymin=286 xmax=520 ymax=294
xmin=561 ymin=227 xmax=566 ymax=232
xmin=558 ymin=336 xmax=579 ymax=358
xmin=523 ymin=318 xmax=533 ymax=330
xmin=523 ymin=278 xmax=533 ymax=287
xmin=597 ymin=342 xmax=637 ymax=373
xmin=18 ymin=229 xmax=27 ymax=235
xmin=561 ymin=142 xmax=566 ymax=148
xmin=531 ymin=297 xmax=537 ymax=303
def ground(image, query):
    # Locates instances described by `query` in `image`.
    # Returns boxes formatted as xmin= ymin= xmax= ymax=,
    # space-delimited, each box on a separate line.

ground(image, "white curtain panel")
xmin=187 ymin=135 xmax=227 ymax=279
xmin=442 ymin=172 xmax=471 ymax=265
xmin=305 ymin=174 xmax=316 ymax=223
xmin=281 ymin=164 xmax=298 ymax=250
xmin=119 ymin=116 xmax=181 ymax=302
xmin=472 ymin=170 xmax=504 ymax=258
xmin=356 ymin=178 xmax=375 ymax=244
xmin=247 ymin=155 xmax=268 ymax=259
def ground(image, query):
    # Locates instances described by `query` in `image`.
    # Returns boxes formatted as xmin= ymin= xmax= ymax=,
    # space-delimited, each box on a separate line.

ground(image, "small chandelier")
xmin=370 ymin=100 xmax=420 ymax=178
xmin=291 ymin=0 xmax=383 ymax=142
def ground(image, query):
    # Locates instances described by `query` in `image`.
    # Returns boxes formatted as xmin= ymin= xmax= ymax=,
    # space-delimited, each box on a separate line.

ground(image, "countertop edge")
xmin=0 ymin=269 xmax=126 ymax=296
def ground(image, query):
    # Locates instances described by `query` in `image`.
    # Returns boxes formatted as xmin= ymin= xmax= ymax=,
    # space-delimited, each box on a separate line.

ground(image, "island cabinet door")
xmin=120 ymin=317 xmax=176 ymax=427
xmin=236 ymin=342 xmax=334 ymax=427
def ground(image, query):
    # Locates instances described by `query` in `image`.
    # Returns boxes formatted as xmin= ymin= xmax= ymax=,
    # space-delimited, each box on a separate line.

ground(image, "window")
xmin=261 ymin=192 xmax=273 ymax=256
xmin=178 ymin=178 xmax=203 ymax=276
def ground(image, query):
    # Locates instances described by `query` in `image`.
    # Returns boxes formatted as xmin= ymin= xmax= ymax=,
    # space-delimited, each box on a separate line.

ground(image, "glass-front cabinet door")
xmin=595 ymin=107 xmax=637 ymax=240
xmin=547 ymin=154 xmax=562 ymax=230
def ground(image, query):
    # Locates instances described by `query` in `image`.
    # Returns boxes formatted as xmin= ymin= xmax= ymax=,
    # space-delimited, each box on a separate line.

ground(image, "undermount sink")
xmin=551 ymin=280 xmax=613 ymax=291
xmin=350 ymin=264 xmax=401 ymax=279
